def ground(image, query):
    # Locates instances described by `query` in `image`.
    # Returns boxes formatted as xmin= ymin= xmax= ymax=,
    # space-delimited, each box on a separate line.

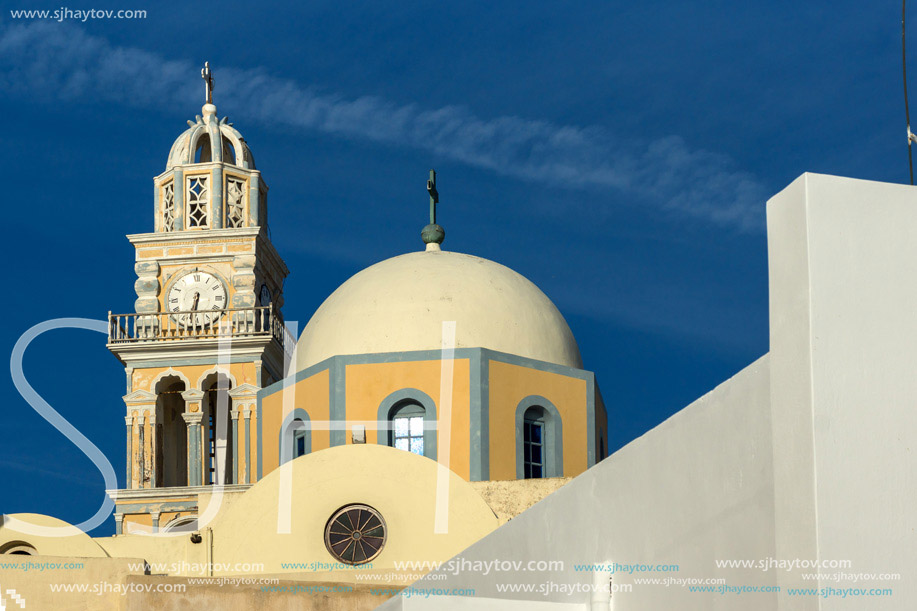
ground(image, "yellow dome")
xmin=295 ymin=250 xmax=583 ymax=370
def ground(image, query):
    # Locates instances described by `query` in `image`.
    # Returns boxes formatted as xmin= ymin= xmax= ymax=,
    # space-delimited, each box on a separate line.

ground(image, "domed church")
xmin=1 ymin=66 xmax=607 ymax=598
xmin=272 ymin=239 xmax=606 ymax=484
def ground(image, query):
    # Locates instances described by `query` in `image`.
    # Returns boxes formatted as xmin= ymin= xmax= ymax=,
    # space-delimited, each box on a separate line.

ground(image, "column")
xmin=124 ymin=416 xmax=133 ymax=488
xmin=228 ymin=384 xmax=259 ymax=484
xmin=150 ymin=511 xmax=161 ymax=534
xmin=212 ymin=166 xmax=224 ymax=229
xmin=149 ymin=414 xmax=158 ymax=488
xmin=248 ymin=177 xmax=260 ymax=226
xmin=231 ymin=409 xmax=240 ymax=485
xmin=114 ymin=513 xmax=124 ymax=535
xmin=123 ymin=390 xmax=156 ymax=490
xmin=136 ymin=414 xmax=146 ymax=488
xmin=243 ymin=409 xmax=252 ymax=484
xmin=142 ymin=412 xmax=154 ymax=488
xmin=173 ymin=168 xmax=184 ymax=230
xmin=183 ymin=412 xmax=203 ymax=486
xmin=182 ymin=388 xmax=205 ymax=487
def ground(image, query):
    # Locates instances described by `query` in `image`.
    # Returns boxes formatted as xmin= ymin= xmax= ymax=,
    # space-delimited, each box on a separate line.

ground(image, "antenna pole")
xmin=904 ymin=0 xmax=914 ymax=184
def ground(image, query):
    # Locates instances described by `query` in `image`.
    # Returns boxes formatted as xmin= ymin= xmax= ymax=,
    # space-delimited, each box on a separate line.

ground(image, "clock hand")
xmin=191 ymin=291 xmax=200 ymax=310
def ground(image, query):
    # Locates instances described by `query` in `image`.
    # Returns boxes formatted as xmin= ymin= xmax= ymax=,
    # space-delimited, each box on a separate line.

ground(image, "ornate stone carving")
xmin=187 ymin=176 xmax=209 ymax=228
xmin=226 ymin=176 xmax=246 ymax=228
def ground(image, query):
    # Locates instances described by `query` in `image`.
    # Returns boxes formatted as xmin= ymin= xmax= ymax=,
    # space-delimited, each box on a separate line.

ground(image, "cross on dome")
xmin=422 ymin=169 xmax=445 ymax=251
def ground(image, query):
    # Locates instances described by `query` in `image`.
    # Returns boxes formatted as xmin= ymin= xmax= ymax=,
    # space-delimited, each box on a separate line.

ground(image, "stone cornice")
xmin=107 ymin=335 xmax=282 ymax=365
xmin=123 ymin=389 xmax=157 ymax=405
xmin=106 ymin=483 xmax=252 ymax=503
xmin=227 ymin=383 xmax=260 ymax=399
xmin=181 ymin=389 xmax=204 ymax=401
xmin=127 ymin=227 xmax=261 ymax=246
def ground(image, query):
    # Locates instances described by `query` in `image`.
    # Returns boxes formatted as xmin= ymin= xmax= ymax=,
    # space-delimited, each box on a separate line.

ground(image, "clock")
xmin=260 ymin=284 xmax=272 ymax=307
xmin=167 ymin=271 xmax=227 ymax=325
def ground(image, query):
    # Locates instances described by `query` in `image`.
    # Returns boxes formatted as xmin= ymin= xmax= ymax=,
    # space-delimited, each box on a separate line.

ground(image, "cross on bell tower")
xmin=202 ymin=61 xmax=214 ymax=105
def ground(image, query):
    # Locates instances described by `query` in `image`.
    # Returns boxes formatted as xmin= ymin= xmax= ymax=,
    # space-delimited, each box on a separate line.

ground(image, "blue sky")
xmin=0 ymin=1 xmax=906 ymax=534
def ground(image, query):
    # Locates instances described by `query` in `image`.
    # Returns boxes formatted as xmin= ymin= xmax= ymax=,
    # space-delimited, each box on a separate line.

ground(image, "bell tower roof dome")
xmin=165 ymin=103 xmax=256 ymax=170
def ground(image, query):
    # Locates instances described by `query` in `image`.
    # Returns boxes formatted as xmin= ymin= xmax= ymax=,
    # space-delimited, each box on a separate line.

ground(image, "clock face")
xmin=260 ymin=284 xmax=272 ymax=307
xmin=167 ymin=271 xmax=227 ymax=325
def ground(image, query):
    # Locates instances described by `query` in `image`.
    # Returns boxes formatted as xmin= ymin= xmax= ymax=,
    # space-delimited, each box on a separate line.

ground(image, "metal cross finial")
xmin=421 ymin=168 xmax=445 ymax=248
xmin=201 ymin=61 xmax=215 ymax=105
xmin=426 ymin=169 xmax=439 ymax=225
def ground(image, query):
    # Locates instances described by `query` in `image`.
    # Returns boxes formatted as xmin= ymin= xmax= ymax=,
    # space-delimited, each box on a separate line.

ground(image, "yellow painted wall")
xmin=132 ymin=363 xmax=258 ymax=393
xmin=488 ymin=360 xmax=589 ymax=480
xmin=260 ymin=368 xmax=331 ymax=475
xmin=0 ymin=514 xmax=109 ymax=557
xmin=123 ymin=513 xmax=154 ymax=534
xmin=160 ymin=511 xmax=191 ymax=528
xmin=344 ymin=359 xmax=471 ymax=480
xmin=210 ymin=445 xmax=498 ymax=577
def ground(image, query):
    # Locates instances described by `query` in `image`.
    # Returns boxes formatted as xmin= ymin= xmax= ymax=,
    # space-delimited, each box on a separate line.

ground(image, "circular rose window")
xmin=324 ymin=504 xmax=387 ymax=565
xmin=325 ymin=505 xmax=386 ymax=564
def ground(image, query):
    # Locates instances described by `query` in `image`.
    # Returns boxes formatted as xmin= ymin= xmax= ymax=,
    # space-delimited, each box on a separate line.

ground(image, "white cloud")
xmin=0 ymin=22 xmax=766 ymax=231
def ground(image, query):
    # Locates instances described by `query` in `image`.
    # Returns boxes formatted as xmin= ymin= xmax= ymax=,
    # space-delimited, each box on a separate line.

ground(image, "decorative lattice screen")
xmin=187 ymin=176 xmax=209 ymax=228
xmin=226 ymin=177 xmax=246 ymax=228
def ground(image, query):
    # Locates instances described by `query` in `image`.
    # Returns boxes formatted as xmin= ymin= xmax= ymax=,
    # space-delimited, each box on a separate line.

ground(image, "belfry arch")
xmin=154 ymin=374 xmax=188 ymax=487
xmin=200 ymin=371 xmax=234 ymax=485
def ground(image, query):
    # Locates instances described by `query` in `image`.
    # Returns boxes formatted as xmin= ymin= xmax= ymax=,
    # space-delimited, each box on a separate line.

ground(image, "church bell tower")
xmin=106 ymin=63 xmax=290 ymax=535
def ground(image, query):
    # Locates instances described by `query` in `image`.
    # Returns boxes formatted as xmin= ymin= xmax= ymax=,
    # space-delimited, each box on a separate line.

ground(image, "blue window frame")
xmin=293 ymin=426 xmax=307 ymax=458
xmin=391 ymin=402 xmax=425 ymax=456
xmin=523 ymin=410 xmax=545 ymax=479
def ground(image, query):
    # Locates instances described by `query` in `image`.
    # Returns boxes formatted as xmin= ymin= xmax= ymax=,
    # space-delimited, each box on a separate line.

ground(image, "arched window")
xmin=523 ymin=406 xmax=546 ymax=478
xmin=376 ymin=389 xmax=437 ymax=460
xmin=390 ymin=401 xmax=425 ymax=455
xmin=515 ymin=396 xmax=564 ymax=479
xmin=154 ymin=375 xmax=188 ymax=488
xmin=279 ymin=409 xmax=311 ymax=465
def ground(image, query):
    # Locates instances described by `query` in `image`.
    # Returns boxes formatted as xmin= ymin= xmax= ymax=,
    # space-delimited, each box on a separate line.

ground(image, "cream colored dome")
xmin=295 ymin=250 xmax=583 ymax=370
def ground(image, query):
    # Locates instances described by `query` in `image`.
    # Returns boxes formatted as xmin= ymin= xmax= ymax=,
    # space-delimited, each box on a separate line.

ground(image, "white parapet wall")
xmin=768 ymin=173 xmax=917 ymax=609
